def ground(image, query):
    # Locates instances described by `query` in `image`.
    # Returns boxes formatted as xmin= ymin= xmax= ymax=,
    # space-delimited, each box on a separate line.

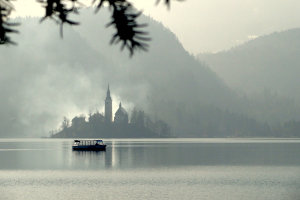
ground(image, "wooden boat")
xmin=72 ymin=139 xmax=106 ymax=151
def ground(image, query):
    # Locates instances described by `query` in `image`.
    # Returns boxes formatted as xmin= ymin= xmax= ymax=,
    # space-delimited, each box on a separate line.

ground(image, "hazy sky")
xmin=11 ymin=0 xmax=300 ymax=54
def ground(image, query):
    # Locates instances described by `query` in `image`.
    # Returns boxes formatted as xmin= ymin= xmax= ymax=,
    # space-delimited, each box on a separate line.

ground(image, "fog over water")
xmin=0 ymin=11 xmax=235 ymax=137
xmin=0 ymin=138 xmax=299 ymax=200
xmin=1 ymin=8 xmax=300 ymax=137
xmin=1 ymin=2 xmax=300 ymax=200
xmin=1 ymin=1 xmax=300 ymax=138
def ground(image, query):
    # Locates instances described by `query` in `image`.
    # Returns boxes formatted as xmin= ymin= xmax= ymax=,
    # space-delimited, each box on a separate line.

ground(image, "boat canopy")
xmin=74 ymin=139 xmax=103 ymax=143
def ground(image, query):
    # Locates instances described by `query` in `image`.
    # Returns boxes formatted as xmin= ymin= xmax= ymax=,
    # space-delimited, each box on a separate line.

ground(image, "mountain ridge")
xmin=0 ymin=10 xmax=296 ymax=137
xmin=197 ymin=28 xmax=300 ymax=102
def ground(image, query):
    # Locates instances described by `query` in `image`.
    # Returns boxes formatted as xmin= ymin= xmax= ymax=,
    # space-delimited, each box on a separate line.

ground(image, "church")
xmin=51 ymin=85 xmax=170 ymax=138
xmin=104 ymin=85 xmax=129 ymax=124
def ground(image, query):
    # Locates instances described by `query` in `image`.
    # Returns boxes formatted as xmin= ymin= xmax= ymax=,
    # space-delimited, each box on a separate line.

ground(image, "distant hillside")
xmin=0 ymin=18 xmax=109 ymax=137
xmin=72 ymin=9 xmax=236 ymax=109
xmin=0 ymin=10 xmax=238 ymax=137
xmin=198 ymin=28 xmax=300 ymax=103
xmin=0 ymin=10 xmax=290 ymax=138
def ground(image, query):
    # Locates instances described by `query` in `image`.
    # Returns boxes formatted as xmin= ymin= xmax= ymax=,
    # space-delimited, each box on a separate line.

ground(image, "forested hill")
xmin=0 ymin=10 xmax=238 ymax=137
xmin=197 ymin=28 xmax=300 ymax=103
xmin=0 ymin=9 xmax=297 ymax=137
xmin=72 ymin=8 xmax=236 ymax=109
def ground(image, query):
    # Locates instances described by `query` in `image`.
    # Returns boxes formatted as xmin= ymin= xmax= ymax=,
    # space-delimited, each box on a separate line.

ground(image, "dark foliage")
xmin=0 ymin=0 xmax=180 ymax=55
xmin=0 ymin=2 xmax=19 ymax=44
xmin=37 ymin=0 xmax=80 ymax=37
xmin=51 ymin=109 xmax=172 ymax=138
xmin=94 ymin=0 xmax=150 ymax=56
xmin=156 ymin=0 xmax=184 ymax=9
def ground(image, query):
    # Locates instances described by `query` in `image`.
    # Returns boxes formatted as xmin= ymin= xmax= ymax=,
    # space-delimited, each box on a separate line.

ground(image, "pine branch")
xmin=0 ymin=1 xmax=19 ymax=45
xmin=0 ymin=0 xmax=180 ymax=55
xmin=38 ymin=0 xmax=81 ymax=37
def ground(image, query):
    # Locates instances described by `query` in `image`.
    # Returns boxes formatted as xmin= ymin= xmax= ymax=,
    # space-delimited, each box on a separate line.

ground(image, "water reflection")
xmin=71 ymin=141 xmax=136 ymax=169
xmin=71 ymin=140 xmax=300 ymax=169
xmin=0 ymin=139 xmax=300 ymax=170
xmin=72 ymin=150 xmax=107 ymax=169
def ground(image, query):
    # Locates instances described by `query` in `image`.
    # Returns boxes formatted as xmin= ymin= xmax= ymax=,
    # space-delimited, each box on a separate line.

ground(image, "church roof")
xmin=115 ymin=102 xmax=128 ymax=116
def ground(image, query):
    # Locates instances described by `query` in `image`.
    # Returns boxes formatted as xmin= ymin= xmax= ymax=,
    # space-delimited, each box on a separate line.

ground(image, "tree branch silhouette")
xmin=0 ymin=0 xmax=181 ymax=55
xmin=0 ymin=0 xmax=19 ymax=44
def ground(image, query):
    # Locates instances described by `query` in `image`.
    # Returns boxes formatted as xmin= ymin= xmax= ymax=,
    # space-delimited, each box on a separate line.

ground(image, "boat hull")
xmin=72 ymin=145 xmax=106 ymax=151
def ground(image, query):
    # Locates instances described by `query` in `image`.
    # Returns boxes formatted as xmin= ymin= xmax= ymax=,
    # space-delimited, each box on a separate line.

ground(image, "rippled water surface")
xmin=0 ymin=138 xmax=299 ymax=200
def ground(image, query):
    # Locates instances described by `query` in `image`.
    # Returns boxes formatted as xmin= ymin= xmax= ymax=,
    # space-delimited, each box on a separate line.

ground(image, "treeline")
xmin=149 ymin=101 xmax=300 ymax=138
xmin=272 ymin=121 xmax=300 ymax=137
xmin=50 ymin=107 xmax=300 ymax=138
xmin=162 ymin=105 xmax=273 ymax=137
xmin=50 ymin=109 xmax=171 ymax=138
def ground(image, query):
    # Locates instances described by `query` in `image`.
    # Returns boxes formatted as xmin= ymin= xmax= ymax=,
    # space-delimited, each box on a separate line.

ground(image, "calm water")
xmin=0 ymin=138 xmax=299 ymax=200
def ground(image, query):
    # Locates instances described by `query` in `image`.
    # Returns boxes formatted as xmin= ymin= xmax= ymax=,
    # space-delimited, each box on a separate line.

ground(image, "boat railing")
xmin=73 ymin=140 xmax=104 ymax=146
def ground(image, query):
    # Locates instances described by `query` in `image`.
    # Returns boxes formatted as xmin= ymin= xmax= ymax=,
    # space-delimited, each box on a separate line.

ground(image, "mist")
xmin=0 ymin=9 xmax=234 ymax=137
xmin=1 ymin=8 xmax=300 ymax=138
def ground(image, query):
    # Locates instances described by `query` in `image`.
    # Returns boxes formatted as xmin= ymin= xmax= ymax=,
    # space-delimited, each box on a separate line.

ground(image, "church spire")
xmin=119 ymin=102 xmax=122 ymax=108
xmin=106 ymin=84 xmax=111 ymax=100
xmin=105 ymin=84 xmax=112 ymax=123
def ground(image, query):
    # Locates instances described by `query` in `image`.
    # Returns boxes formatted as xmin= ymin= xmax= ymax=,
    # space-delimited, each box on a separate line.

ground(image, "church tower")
xmin=105 ymin=84 xmax=112 ymax=123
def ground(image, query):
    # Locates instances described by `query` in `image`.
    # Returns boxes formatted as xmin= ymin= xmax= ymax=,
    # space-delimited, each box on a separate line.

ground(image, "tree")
xmin=130 ymin=108 xmax=138 ymax=124
xmin=154 ymin=120 xmax=171 ymax=137
xmin=136 ymin=110 xmax=145 ymax=127
xmin=0 ymin=0 xmax=181 ymax=55
xmin=71 ymin=115 xmax=86 ymax=127
xmin=60 ymin=116 xmax=70 ymax=130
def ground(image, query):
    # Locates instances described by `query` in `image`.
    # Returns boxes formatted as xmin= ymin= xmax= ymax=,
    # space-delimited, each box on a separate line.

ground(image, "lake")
xmin=0 ymin=138 xmax=299 ymax=200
